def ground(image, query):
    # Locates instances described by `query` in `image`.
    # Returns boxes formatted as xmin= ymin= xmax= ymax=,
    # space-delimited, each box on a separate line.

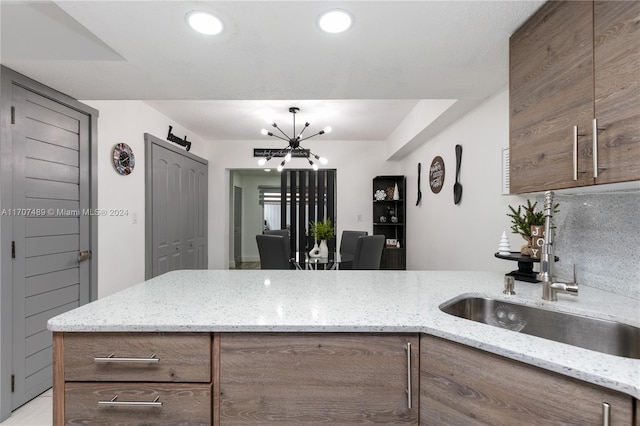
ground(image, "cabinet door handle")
xmin=405 ymin=342 xmax=412 ymax=409
xmin=572 ymin=126 xmax=588 ymax=180
xmin=573 ymin=126 xmax=579 ymax=180
xmin=98 ymin=395 xmax=162 ymax=407
xmin=592 ymin=119 xmax=606 ymax=179
xmin=593 ymin=119 xmax=599 ymax=178
xmin=94 ymin=353 xmax=159 ymax=364
xmin=602 ymin=402 xmax=610 ymax=426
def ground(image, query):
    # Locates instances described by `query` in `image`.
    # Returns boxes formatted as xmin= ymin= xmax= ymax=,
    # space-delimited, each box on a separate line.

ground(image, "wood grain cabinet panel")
xmin=420 ymin=335 xmax=634 ymax=425
xmin=63 ymin=332 xmax=211 ymax=382
xmin=510 ymin=1 xmax=595 ymax=193
xmin=65 ymin=382 xmax=211 ymax=425
xmin=593 ymin=1 xmax=640 ymax=185
xmin=509 ymin=1 xmax=639 ymax=193
xmin=219 ymin=333 xmax=419 ymax=425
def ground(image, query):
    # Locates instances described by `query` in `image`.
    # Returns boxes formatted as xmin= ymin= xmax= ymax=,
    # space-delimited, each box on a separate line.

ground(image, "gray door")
xmin=182 ymin=157 xmax=208 ymax=269
xmin=151 ymin=145 xmax=184 ymax=275
xmin=233 ymin=186 xmax=242 ymax=265
xmin=146 ymin=134 xmax=208 ymax=278
xmin=11 ymin=86 xmax=91 ymax=409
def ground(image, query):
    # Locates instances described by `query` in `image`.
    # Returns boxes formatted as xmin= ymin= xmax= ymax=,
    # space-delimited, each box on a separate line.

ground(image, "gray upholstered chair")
xmin=338 ymin=230 xmax=368 ymax=269
xmin=351 ymin=235 xmax=385 ymax=270
xmin=264 ymin=229 xmax=291 ymax=260
xmin=256 ymin=234 xmax=292 ymax=270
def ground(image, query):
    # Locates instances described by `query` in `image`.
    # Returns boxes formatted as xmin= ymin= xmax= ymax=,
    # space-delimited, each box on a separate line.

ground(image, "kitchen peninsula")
xmin=48 ymin=270 xmax=640 ymax=425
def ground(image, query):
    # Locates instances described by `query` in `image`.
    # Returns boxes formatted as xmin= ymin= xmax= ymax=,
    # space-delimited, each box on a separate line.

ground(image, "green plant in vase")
xmin=507 ymin=199 xmax=558 ymax=256
xmin=309 ymin=218 xmax=335 ymax=258
xmin=309 ymin=218 xmax=335 ymax=241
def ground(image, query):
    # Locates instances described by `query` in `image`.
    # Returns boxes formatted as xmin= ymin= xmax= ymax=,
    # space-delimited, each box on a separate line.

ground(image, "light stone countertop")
xmin=48 ymin=269 xmax=640 ymax=398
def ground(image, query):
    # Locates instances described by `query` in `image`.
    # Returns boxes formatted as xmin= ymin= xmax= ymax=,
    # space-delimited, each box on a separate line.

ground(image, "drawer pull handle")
xmin=94 ymin=353 xmax=159 ymax=364
xmin=98 ymin=395 xmax=162 ymax=407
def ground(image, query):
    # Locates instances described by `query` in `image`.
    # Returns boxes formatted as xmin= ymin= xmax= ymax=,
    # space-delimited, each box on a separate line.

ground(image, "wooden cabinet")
xmin=64 ymin=382 xmax=212 ymax=425
xmin=592 ymin=1 xmax=640 ymax=185
xmin=219 ymin=333 xmax=419 ymax=425
xmin=420 ymin=335 xmax=634 ymax=425
xmin=372 ymin=176 xmax=406 ymax=269
xmin=54 ymin=332 xmax=212 ymax=425
xmin=509 ymin=1 xmax=639 ymax=193
xmin=53 ymin=331 xmax=637 ymax=425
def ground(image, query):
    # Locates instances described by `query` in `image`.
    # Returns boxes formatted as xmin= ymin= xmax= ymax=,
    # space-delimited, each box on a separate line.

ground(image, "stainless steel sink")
xmin=440 ymin=296 xmax=640 ymax=359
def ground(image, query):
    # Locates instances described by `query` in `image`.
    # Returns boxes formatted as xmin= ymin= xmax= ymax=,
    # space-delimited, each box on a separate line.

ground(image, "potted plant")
xmin=506 ymin=200 xmax=558 ymax=257
xmin=309 ymin=218 xmax=335 ymax=258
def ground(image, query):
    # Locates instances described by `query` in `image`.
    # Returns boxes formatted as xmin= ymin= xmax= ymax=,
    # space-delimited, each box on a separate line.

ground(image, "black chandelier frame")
xmin=259 ymin=107 xmax=329 ymax=171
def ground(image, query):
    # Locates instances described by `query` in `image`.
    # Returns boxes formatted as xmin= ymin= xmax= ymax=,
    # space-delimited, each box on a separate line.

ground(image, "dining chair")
xmin=351 ymin=235 xmax=385 ymax=270
xmin=339 ymin=230 xmax=368 ymax=269
xmin=264 ymin=229 xmax=291 ymax=260
xmin=256 ymin=234 xmax=292 ymax=269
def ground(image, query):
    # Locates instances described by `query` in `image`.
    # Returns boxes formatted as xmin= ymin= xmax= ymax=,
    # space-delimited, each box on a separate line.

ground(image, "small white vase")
xmin=309 ymin=242 xmax=321 ymax=258
xmin=393 ymin=182 xmax=400 ymax=200
xmin=319 ymin=240 xmax=329 ymax=258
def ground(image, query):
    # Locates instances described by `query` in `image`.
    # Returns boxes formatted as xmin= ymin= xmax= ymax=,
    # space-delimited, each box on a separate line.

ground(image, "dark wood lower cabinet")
xmin=54 ymin=332 xmax=637 ymax=425
xmin=218 ymin=333 xmax=419 ymax=425
xmin=420 ymin=335 xmax=634 ymax=425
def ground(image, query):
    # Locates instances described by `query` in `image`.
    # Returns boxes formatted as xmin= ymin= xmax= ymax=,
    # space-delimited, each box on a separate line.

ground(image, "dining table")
xmin=294 ymin=251 xmax=353 ymax=270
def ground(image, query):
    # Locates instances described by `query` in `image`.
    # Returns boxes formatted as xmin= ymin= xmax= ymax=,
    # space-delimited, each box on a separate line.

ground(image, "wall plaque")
xmin=429 ymin=156 xmax=445 ymax=194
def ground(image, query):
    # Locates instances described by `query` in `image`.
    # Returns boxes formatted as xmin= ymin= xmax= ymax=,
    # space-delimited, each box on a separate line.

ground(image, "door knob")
xmin=77 ymin=250 xmax=92 ymax=262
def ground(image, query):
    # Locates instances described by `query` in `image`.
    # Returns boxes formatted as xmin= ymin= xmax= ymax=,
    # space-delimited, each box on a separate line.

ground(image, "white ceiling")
xmin=0 ymin=0 xmax=544 ymax=144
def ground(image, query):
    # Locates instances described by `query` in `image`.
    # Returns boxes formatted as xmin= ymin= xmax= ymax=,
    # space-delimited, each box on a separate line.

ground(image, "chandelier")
xmin=258 ymin=107 xmax=330 ymax=171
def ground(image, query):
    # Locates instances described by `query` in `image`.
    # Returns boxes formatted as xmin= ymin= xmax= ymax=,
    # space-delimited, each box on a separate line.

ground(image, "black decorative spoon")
xmin=454 ymin=145 xmax=463 ymax=205
xmin=416 ymin=162 xmax=422 ymax=206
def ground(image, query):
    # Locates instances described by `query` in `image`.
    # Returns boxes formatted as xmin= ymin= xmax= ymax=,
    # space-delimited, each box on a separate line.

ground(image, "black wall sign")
xmin=254 ymin=148 xmax=310 ymax=158
xmin=167 ymin=126 xmax=191 ymax=151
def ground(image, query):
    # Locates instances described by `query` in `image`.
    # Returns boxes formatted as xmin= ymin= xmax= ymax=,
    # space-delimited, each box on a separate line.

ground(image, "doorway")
xmin=0 ymin=67 xmax=98 ymax=420
xmin=228 ymin=169 xmax=336 ymax=269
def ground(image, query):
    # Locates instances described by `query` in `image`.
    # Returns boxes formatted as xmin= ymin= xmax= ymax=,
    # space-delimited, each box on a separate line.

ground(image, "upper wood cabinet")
xmin=509 ymin=1 xmax=639 ymax=193
xmin=593 ymin=1 xmax=640 ymax=185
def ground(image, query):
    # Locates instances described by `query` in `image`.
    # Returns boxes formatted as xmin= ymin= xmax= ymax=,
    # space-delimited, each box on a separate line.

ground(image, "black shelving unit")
xmin=373 ymin=175 xmax=406 ymax=270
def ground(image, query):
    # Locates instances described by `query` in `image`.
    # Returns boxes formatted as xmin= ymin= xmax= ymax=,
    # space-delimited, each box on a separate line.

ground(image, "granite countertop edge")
xmin=47 ymin=269 xmax=640 ymax=399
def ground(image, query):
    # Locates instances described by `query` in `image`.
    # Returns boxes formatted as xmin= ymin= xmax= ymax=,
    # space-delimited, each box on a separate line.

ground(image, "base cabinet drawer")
xmin=63 ymin=332 xmax=211 ymax=382
xmin=64 ymin=382 xmax=212 ymax=425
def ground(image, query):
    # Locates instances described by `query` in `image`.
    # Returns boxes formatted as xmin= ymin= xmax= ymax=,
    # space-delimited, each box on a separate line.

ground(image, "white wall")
xmin=82 ymin=100 xmax=210 ymax=298
xmin=399 ymin=87 xmax=524 ymax=271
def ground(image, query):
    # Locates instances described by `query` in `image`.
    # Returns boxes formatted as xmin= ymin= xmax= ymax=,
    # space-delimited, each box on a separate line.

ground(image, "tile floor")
xmin=0 ymin=389 xmax=52 ymax=426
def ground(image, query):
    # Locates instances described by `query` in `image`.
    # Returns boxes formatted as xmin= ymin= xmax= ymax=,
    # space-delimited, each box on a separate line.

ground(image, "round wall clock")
xmin=112 ymin=143 xmax=135 ymax=175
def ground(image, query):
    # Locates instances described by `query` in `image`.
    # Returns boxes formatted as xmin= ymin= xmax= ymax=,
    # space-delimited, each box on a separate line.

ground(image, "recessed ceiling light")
xmin=186 ymin=11 xmax=223 ymax=35
xmin=318 ymin=9 xmax=353 ymax=34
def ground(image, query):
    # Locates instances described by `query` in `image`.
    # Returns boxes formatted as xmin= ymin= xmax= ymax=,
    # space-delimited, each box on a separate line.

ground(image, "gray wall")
xmin=541 ymin=190 xmax=640 ymax=299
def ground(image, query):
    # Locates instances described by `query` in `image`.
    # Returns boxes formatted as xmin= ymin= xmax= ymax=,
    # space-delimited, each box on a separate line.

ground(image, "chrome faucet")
xmin=538 ymin=191 xmax=579 ymax=301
